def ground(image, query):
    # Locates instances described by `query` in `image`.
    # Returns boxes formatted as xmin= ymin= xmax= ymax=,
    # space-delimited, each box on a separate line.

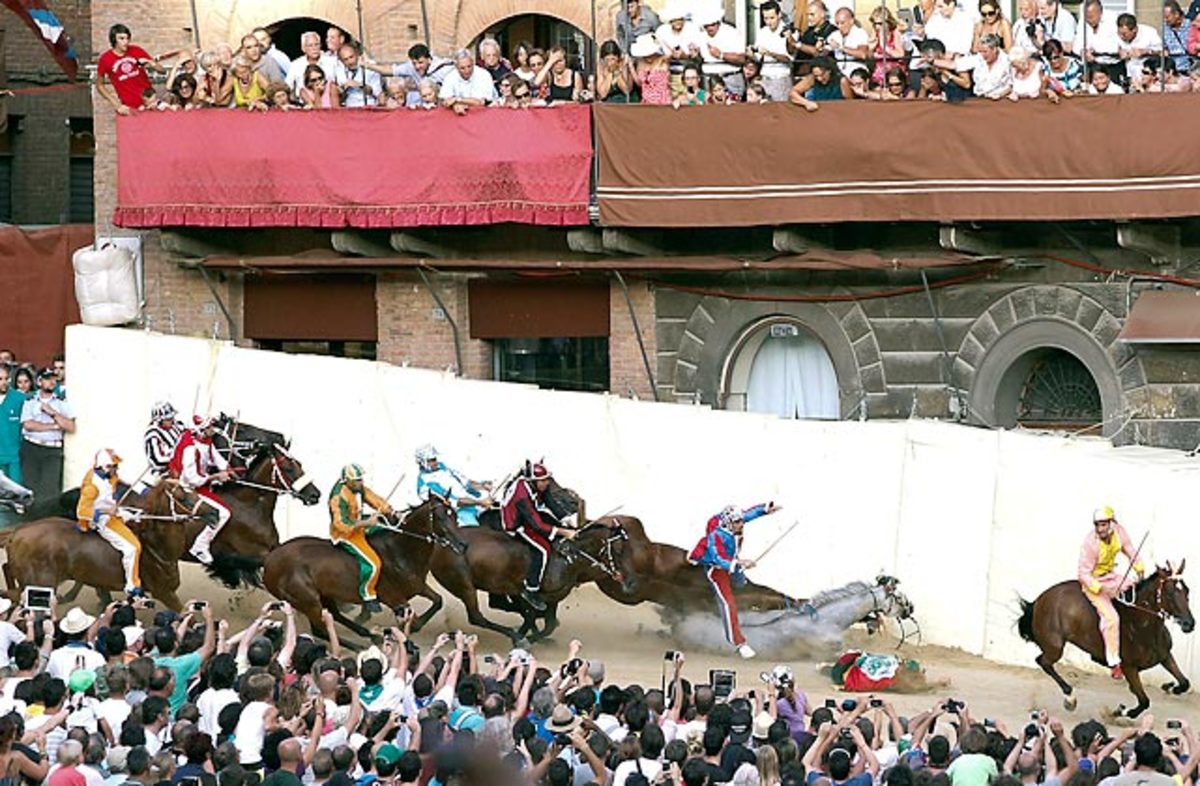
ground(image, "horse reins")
xmin=230 ymin=445 xmax=313 ymax=500
xmin=558 ymin=526 xmax=629 ymax=581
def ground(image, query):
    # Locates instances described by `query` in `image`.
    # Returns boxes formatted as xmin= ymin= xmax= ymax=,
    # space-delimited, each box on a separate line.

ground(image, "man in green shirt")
xmin=0 ymin=366 xmax=25 ymax=482
xmin=261 ymin=739 xmax=304 ymax=786
xmin=153 ymin=600 xmax=215 ymax=715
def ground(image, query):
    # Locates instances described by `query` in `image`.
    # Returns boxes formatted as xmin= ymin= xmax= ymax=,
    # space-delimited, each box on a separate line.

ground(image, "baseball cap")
xmin=587 ymin=660 xmax=605 ymax=683
xmin=729 ymin=707 xmax=752 ymax=744
xmin=374 ymin=743 xmax=403 ymax=767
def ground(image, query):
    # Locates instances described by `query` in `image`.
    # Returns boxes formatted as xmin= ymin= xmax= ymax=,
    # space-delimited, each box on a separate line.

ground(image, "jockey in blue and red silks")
xmin=688 ymin=501 xmax=781 ymax=659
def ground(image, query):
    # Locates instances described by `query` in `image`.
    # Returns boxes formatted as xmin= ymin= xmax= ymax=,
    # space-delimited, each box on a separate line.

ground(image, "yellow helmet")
xmin=1093 ymin=506 xmax=1115 ymax=523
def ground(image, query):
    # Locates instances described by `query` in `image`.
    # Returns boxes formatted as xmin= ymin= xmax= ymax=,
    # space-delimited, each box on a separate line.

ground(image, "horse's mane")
xmin=808 ymin=581 xmax=874 ymax=610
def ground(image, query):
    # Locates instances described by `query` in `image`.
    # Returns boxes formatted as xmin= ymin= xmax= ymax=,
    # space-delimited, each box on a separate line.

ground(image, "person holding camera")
xmin=1002 ymin=710 xmax=1080 ymax=786
xmin=687 ymin=501 xmax=781 ymax=659
xmin=801 ymin=702 xmax=879 ymax=786
xmin=764 ymin=665 xmax=809 ymax=747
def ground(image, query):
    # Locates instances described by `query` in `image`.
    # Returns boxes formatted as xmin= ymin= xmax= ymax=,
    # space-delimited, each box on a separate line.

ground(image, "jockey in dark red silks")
xmin=688 ymin=501 xmax=781 ymax=659
xmin=500 ymin=462 xmax=577 ymax=612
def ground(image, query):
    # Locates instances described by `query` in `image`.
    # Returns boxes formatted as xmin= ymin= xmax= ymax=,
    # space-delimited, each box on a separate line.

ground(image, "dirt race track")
xmin=88 ymin=566 xmax=1200 ymax=728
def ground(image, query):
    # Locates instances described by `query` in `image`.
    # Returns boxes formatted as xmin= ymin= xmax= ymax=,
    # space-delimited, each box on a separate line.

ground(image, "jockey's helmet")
xmin=342 ymin=463 xmax=366 ymax=482
xmin=1093 ymin=506 xmax=1116 ymax=523
xmin=414 ymin=444 xmax=438 ymax=467
xmin=718 ymin=505 xmax=743 ymax=529
xmin=530 ymin=463 xmax=552 ymax=481
xmin=94 ymin=448 xmax=121 ymax=468
xmin=150 ymin=401 xmax=177 ymax=422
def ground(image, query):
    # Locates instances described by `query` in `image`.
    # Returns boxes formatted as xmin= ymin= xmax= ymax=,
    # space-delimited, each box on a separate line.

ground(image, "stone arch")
xmin=196 ymin=2 xmax=358 ymax=52
xmin=955 ymin=285 xmax=1145 ymax=440
xmin=670 ymin=297 xmax=872 ymax=418
xmin=451 ymin=0 xmax=615 ymax=51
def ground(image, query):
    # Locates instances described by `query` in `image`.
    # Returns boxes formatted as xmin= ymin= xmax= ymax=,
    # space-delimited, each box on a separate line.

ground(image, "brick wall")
xmin=376 ymin=272 xmax=490 ymax=378
xmin=609 ymin=278 xmax=656 ymax=401
xmin=5 ymin=0 xmax=92 ymax=224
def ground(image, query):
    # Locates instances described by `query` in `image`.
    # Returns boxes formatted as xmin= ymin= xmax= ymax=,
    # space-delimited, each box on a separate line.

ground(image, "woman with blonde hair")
xmin=231 ymin=55 xmax=269 ymax=111
xmin=757 ymin=746 xmax=782 ymax=786
xmin=867 ymin=6 xmax=906 ymax=85
xmin=973 ymin=0 xmax=1014 ymax=52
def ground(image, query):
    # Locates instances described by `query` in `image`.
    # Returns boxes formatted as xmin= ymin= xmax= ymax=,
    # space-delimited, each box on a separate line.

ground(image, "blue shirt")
xmin=0 ymin=389 xmax=24 ymax=461
xmin=1163 ymin=18 xmax=1193 ymax=72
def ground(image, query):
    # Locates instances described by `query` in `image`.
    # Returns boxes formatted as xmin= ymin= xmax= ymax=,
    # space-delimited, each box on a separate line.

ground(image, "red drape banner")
xmin=0 ymin=224 xmax=89 ymax=366
xmin=113 ymin=107 xmax=593 ymax=229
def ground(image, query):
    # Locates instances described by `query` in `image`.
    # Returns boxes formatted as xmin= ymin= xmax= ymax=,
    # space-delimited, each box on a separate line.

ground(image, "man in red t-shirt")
xmin=97 ymin=24 xmax=166 ymax=115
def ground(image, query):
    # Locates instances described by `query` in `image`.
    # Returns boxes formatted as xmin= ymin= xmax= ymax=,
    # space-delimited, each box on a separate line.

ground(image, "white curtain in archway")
xmin=746 ymin=333 xmax=839 ymax=419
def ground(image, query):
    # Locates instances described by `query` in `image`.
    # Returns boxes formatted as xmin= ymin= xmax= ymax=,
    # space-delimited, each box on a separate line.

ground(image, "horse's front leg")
xmin=1160 ymin=653 xmax=1192 ymax=695
xmin=1121 ymin=668 xmax=1152 ymax=718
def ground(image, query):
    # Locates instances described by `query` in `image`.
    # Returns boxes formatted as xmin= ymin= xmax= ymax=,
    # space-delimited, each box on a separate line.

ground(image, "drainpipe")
xmin=417 ymin=267 xmax=464 ymax=376
xmin=613 ymin=271 xmax=659 ymax=402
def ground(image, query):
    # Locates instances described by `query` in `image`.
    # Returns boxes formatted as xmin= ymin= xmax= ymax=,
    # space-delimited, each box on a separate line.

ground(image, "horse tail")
xmin=205 ymin=554 xmax=264 ymax=589
xmin=1017 ymin=597 xmax=1036 ymax=642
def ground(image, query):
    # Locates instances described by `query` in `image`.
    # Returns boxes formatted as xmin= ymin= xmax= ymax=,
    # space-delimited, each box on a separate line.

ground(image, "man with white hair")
xmin=439 ymin=48 xmax=498 ymax=113
xmin=477 ymin=37 xmax=512 ymax=85
xmin=286 ymin=31 xmax=336 ymax=97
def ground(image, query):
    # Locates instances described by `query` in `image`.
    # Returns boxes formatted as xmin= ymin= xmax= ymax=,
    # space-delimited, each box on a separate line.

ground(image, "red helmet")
xmin=530 ymin=463 xmax=552 ymax=480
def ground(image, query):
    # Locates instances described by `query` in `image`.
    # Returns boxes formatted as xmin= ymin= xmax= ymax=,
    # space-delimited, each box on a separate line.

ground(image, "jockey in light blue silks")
xmin=414 ymin=444 xmax=494 ymax=526
xmin=688 ymin=501 xmax=781 ymax=660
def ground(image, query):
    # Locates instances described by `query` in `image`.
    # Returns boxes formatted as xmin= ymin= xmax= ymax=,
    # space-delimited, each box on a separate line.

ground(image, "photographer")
xmin=1003 ymin=711 xmax=1079 ymax=786
xmin=801 ymin=701 xmax=878 ymax=786
xmin=765 ymin=665 xmax=809 ymax=747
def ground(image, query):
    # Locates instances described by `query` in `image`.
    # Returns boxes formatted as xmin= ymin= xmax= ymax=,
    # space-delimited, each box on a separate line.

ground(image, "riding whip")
xmin=1116 ymin=529 xmax=1151 ymax=596
xmin=113 ymin=465 xmax=154 ymax=516
xmin=594 ymin=504 xmax=624 ymax=521
xmin=753 ymin=520 xmax=801 ymax=564
xmin=384 ymin=473 xmax=407 ymax=503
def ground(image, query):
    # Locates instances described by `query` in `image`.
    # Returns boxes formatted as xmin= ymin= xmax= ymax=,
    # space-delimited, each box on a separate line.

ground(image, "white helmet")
xmin=414 ymin=444 xmax=439 ymax=466
xmin=94 ymin=448 xmax=121 ymax=468
xmin=718 ymin=505 xmax=743 ymax=529
xmin=150 ymin=401 xmax=177 ymax=422
xmin=771 ymin=664 xmax=795 ymax=686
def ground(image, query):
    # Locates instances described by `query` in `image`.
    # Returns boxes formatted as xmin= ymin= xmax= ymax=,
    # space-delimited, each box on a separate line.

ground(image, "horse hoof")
xmin=1162 ymin=682 xmax=1176 ymax=693
xmin=1063 ymin=695 xmax=1077 ymax=712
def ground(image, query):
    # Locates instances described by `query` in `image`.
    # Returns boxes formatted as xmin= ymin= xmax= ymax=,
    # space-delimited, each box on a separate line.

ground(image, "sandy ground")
xmin=79 ymin=566 xmax=1200 ymax=728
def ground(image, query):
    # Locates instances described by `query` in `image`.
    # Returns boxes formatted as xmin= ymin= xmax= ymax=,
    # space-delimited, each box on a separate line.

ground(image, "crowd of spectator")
xmin=94 ymin=0 xmax=1200 ymax=115
xmin=0 ymin=351 xmax=72 ymax=503
xmin=0 ymin=594 xmax=1196 ymax=786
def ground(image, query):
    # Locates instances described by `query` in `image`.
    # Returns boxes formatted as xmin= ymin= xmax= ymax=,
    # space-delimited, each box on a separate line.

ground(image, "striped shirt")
xmin=144 ymin=422 xmax=183 ymax=475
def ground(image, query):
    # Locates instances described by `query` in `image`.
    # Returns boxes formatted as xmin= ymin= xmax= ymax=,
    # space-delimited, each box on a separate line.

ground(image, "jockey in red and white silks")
xmin=688 ymin=501 xmax=781 ymax=660
xmin=169 ymin=416 xmax=233 ymax=565
xmin=500 ymin=462 xmax=576 ymax=612
xmin=1079 ymin=505 xmax=1144 ymax=681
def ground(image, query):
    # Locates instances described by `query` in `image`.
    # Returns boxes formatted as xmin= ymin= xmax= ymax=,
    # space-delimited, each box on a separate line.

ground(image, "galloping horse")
xmin=262 ymin=497 xmax=464 ymax=642
xmin=0 ymin=481 xmax=216 ymax=610
xmin=431 ymin=519 xmax=637 ymax=644
xmin=592 ymin=515 xmax=797 ymax=615
xmin=1018 ymin=561 xmax=1194 ymax=717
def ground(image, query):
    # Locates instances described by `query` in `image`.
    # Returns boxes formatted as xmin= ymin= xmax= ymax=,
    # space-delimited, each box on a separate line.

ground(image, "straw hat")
xmin=60 ymin=607 xmax=96 ymax=635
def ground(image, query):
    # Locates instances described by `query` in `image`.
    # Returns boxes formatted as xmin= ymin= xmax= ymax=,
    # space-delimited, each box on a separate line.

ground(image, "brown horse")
xmin=0 ymin=481 xmax=216 ymax=610
xmin=261 ymin=497 xmax=464 ymax=642
xmin=592 ymin=515 xmax=797 ymax=614
xmin=1018 ymin=561 xmax=1195 ymax=718
xmin=431 ymin=518 xmax=637 ymax=644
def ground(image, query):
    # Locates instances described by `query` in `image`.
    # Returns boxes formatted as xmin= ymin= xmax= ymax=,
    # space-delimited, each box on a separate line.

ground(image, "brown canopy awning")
xmin=1118 ymin=290 xmax=1200 ymax=343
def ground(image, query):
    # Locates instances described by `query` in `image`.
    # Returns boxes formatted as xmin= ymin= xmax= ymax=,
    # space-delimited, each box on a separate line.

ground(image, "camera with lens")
xmin=943 ymin=699 xmax=964 ymax=712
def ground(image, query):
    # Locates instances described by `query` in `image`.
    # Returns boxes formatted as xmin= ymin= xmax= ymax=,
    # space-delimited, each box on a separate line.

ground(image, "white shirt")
xmin=234 ymin=700 xmax=270 ymax=764
xmin=79 ymin=764 xmax=106 ymax=786
xmin=437 ymin=65 xmax=498 ymax=102
xmin=143 ymin=726 xmax=165 ymax=755
xmin=197 ymin=687 xmax=239 ymax=741
xmin=829 ymin=25 xmax=870 ymax=75
xmin=757 ymin=22 xmax=792 ymax=78
xmin=20 ymin=392 xmax=74 ymax=447
xmin=925 ymin=10 xmax=976 ymax=54
xmin=1073 ymin=10 xmax=1121 ymax=62
xmin=971 ymin=50 xmax=1014 ymax=96
xmin=613 ymin=758 xmax=663 ymax=786
xmin=1041 ymin=6 xmax=1077 ymax=47
xmin=1119 ymin=23 xmax=1161 ymax=82
xmin=655 ymin=22 xmax=704 ymax=58
xmin=178 ymin=438 xmax=228 ymax=490
xmin=47 ymin=643 xmax=105 ymax=681
xmin=1087 ymin=80 xmax=1125 ymax=93
xmin=361 ymin=672 xmax=407 ymax=713
xmin=96 ymin=697 xmax=132 ymax=736
xmin=700 ymin=23 xmax=746 ymax=75
xmin=0 ymin=622 xmax=25 ymax=668
xmin=286 ymin=55 xmax=336 ymax=97
xmin=335 ymin=63 xmax=383 ymax=107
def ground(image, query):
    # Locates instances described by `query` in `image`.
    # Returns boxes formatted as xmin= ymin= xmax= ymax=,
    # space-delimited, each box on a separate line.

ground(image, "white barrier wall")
xmin=63 ymin=326 xmax=1200 ymax=677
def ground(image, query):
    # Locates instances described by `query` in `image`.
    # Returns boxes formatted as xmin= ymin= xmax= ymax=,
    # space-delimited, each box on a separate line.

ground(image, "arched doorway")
xmin=995 ymin=347 xmax=1102 ymax=431
xmin=474 ymin=14 xmax=592 ymax=71
xmin=268 ymin=17 xmax=352 ymax=59
xmin=722 ymin=317 xmax=841 ymax=419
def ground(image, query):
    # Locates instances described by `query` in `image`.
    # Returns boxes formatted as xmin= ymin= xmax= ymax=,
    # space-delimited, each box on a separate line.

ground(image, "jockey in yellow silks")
xmin=1078 ymin=506 xmax=1144 ymax=680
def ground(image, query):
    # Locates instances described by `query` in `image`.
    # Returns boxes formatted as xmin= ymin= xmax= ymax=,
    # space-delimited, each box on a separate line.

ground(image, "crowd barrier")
xmin=64 ymin=325 xmax=1200 ymax=678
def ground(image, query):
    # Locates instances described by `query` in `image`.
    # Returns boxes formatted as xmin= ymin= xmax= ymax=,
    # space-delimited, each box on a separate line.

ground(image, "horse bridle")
xmin=1123 ymin=572 xmax=1181 ymax=620
xmin=231 ymin=445 xmax=313 ymax=500
xmin=121 ymin=483 xmax=202 ymax=524
xmin=374 ymin=500 xmax=462 ymax=551
xmin=559 ymin=525 xmax=629 ymax=582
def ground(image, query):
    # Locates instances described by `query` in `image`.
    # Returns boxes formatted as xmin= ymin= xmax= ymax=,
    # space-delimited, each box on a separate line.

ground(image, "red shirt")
xmin=98 ymin=45 xmax=153 ymax=108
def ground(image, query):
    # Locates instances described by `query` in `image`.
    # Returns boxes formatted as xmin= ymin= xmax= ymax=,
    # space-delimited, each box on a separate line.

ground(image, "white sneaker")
xmin=191 ymin=547 xmax=213 ymax=565
xmin=737 ymin=644 xmax=757 ymax=659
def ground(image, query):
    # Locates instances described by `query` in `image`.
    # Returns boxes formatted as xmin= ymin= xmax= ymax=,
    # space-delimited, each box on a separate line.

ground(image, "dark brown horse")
xmin=431 ymin=519 xmax=637 ymax=644
xmin=592 ymin=515 xmax=797 ymax=614
xmin=261 ymin=497 xmax=464 ymax=642
xmin=0 ymin=481 xmax=216 ymax=610
xmin=1018 ymin=561 xmax=1195 ymax=717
